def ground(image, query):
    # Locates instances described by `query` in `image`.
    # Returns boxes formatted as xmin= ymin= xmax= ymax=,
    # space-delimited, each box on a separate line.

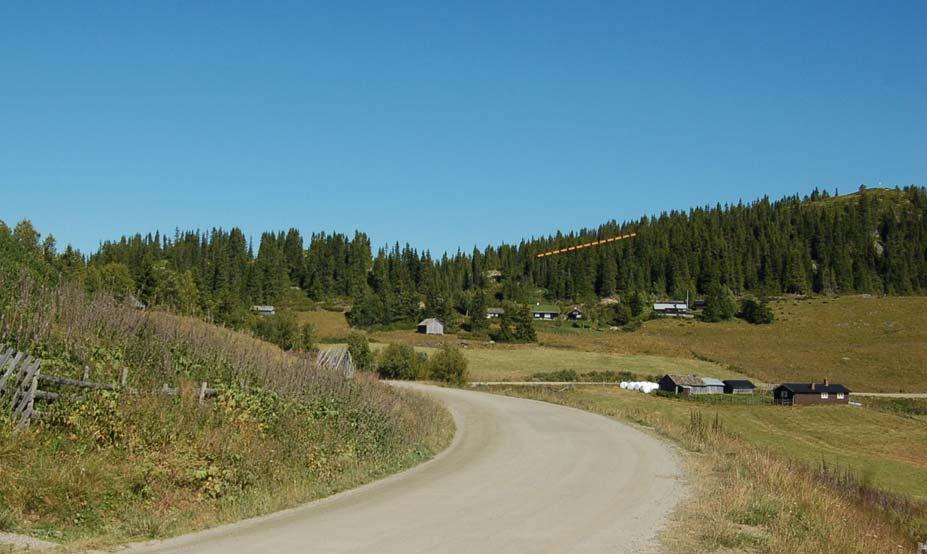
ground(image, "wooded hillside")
xmin=70 ymin=186 xmax=927 ymax=325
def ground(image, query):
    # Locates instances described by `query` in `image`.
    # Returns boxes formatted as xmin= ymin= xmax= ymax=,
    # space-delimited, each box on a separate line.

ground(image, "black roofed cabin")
xmin=773 ymin=380 xmax=850 ymax=405
xmin=723 ymin=380 xmax=756 ymax=394
xmin=566 ymin=306 xmax=584 ymax=320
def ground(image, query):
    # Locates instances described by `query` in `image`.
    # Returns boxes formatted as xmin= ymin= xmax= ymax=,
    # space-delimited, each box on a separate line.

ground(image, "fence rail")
xmin=2 ymin=344 xmax=355 ymax=430
xmin=1 ymin=344 xmax=220 ymax=430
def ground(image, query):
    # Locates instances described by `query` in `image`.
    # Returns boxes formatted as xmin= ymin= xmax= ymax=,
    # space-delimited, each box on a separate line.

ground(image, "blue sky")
xmin=1 ymin=1 xmax=924 ymax=255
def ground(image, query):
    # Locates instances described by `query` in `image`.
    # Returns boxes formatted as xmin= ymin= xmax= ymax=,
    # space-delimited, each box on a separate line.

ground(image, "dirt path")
xmin=129 ymin=384 xmax=686 ymax=554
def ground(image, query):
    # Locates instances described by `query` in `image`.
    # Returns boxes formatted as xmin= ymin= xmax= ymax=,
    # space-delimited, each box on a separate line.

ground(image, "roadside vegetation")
xmin=0 ymin=222 xmax=454 ymax=548
xmin=485 ymin=385 xmax=926 ymax=553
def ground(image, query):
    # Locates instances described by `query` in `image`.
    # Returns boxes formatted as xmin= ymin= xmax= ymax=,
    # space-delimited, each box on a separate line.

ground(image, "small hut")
xmin=417 ymin=318 xmax=444 ymax=335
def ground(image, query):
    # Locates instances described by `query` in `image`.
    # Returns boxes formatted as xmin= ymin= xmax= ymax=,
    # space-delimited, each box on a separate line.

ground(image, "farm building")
xmin=530 ymin=304 xmax=560 ymax=320
xmin=773 ymin=380 xmax=850 ymax=405
xmin=723 ymin=380 xmax=756 ymax=394
xmin=659 ymin=374 xmax=725 ymax=395
xmin=566 ymin=306 xmax=584 ymax=320
xmin=652 ymin=301 xmax=690 ymax=316
xmin=486 ymin=307 xmax=505 ymax=319
xmin=251 ymin=305 xmax=275 ymax=316
xmin=417 ymin=318 xmax=444 ymax=335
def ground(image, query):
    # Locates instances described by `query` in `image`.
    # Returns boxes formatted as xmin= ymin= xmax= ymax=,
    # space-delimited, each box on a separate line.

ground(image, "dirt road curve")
xmin=130 ymin=384 xmax=685 ymax=554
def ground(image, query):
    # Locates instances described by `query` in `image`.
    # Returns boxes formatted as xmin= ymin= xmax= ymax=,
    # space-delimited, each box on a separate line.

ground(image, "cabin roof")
xmin=775 ymin=383 xmax=850 ymax=394
xmin=723 ymin=379 xmax=756 ymax=389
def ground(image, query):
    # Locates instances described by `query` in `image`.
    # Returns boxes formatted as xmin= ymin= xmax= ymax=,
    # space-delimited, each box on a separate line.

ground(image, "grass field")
xmin=323 ymin=341 xmax=749 ymax=382
xmin=293 ymin=309 xmax=353 ymax=339
xmin=537 ymin=296 xmax=927 ymax=392
xmin=486 ymin=385 xmax=926 ymax=552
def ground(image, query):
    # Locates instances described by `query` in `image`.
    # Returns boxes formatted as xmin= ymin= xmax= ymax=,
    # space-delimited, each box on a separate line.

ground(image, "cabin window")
xmin=821 ymin=392 xmax=829 ymax=399
xmin=837 ymin=393 xmax=844 ymax=399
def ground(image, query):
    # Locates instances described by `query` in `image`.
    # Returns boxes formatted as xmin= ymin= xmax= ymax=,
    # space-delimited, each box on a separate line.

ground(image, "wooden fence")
xmin=0 ymin=344 xmax=217 ymax=431
xmin=1 ymin=344 xmax=355 ymax=430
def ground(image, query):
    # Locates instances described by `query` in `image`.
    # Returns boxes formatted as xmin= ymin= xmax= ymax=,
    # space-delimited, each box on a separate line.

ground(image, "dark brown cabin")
xmin=773 ymin=380 xmax=850 ymax=405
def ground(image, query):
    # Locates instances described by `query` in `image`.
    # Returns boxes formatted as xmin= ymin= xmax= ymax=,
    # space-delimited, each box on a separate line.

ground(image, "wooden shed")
xmin=773 ymin=380 xmax=850 ymax=405
xmin=417 ymin=318 xmax=445 ymax=335
xmin=659 ymin=374 xmax=724 ymax=395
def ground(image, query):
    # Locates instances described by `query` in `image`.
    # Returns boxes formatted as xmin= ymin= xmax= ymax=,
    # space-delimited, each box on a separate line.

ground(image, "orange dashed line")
xmin=536 ymin=232 xmax=637 ymax=258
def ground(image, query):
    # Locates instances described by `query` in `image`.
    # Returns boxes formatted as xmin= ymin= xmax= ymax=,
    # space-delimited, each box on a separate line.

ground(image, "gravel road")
xmin=129 ymin=384 xmax=685 ymax=554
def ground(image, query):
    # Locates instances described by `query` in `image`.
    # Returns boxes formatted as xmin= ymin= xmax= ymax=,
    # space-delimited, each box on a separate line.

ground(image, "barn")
xmin=417 ymin=318 xmax=445 ymax=335
xmin=773 ymin=380 xmax=850 ymax=405
xmin=566 ymin=306 xmax=584 ymax=320
xmin=659 ymin=374 xmax=725 ymax=395
xmin=723 ymin=379 xmax=756 ymax=394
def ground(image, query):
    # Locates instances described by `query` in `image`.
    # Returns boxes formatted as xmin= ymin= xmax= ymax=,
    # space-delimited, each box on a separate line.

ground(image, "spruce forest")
xmin=31 ymin=185 xmax=927 ymax=329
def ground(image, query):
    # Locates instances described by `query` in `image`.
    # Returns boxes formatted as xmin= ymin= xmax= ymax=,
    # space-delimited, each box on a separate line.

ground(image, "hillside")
xmin=536 ymin=295 xmax=927 ymax=392
xmin=0 ymin=222 xmax=453 ymax=547
xmin=86 ymin=186 xmax=927 ymax=330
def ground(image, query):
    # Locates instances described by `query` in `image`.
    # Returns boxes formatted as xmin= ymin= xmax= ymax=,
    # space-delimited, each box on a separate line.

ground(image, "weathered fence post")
xmin=120 ymin=367 xmax=128 ymax=387
xmin=198 ymin=382 xmax=208 ymax=403
xmin=82 ymin=366 xmax=89 ymax=381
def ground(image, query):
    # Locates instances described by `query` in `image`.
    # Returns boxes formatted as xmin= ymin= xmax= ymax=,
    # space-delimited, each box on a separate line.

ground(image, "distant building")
xmin=773 ymin=380 xmax=850 ymax=405
xmin=566 ymin=306 xmax=584 ymax=320
xmin=251 ymin=305 xmax=276 ymax=316
xmin=486 ymin=307 xmax=505 ymax=319
xmin=417 ymin=318 xmax=444 ymax=335
xmin=530 ymin=304 xmax=560 ymax=320
xmin=658 ymin=374 xmax=725 ymax=395
xmin=652 ymin=301 xmax=690 ymax=317
xmin=723 ymin=380 xmax=756 ymax=394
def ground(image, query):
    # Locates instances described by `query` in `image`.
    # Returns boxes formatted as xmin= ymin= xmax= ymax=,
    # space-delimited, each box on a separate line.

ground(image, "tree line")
xmin=6 ymin=186 xmax=925 ymax=329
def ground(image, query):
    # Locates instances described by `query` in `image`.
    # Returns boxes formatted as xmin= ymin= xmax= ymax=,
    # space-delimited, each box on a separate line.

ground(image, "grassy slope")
xmin=293 ymin=309 xmax=353 ymax=339
xmin=487 ymin=385 xmax=925 ymax=552
xmin=538 ymin=296 xmax=927 ymax=391
xmin=0 ymin=282 xmax=454 ymax=548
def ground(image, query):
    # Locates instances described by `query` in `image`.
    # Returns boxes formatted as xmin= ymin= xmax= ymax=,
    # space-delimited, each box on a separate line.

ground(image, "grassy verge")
xmin=0 ymin=279 xmax=454 ymax=549
xmin=483 ymin=385 xmax=926 ymax=552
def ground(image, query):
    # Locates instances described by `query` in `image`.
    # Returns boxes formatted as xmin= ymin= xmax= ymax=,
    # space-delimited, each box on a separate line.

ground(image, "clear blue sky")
xmin=1 ymin=1 xmax=924 ymax=255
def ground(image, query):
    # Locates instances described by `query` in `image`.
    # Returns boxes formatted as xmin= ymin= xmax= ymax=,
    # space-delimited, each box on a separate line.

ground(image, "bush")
xmin=428 ymin=344 xmax=469 ymax=385
xmin=251 ymin=311 xmax=301 ymax=350
xmin=739 ymin=298 xmax=774 ymax=324
xmin=346 ymin=332 xmax=375 ymax=371
xmin=703 ymin=285 xmax=737 ymax=322
xmin=377 ymin=343 xmax=428 ymax=380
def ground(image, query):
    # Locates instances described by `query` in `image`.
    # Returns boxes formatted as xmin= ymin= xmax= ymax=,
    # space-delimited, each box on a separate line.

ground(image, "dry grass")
xmin=0 ymin=274 xmax=454 ymax=547
xmin=487 ymin=385 xmax=926 ymax=552
xmin=537 ymin=296 xmax=927 ymax=391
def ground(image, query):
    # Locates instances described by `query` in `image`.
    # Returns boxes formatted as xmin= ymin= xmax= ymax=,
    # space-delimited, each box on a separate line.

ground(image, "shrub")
xmin=739 ymin=298 xmax=775 ymax=324
xmin=346 ymin=332 xmax=375 ymax=371
xmin=703 ymin=285 xmax=737 ymax=322
xmin=377 ymin=343 xmax=428 ymax=380
xmin=428 ymin=344 xmax=469 ymax=385
xmin=251 ymin=311 xmax=301 ymax=350
xmin=607 ymin=303 xmax=632 ymax=326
